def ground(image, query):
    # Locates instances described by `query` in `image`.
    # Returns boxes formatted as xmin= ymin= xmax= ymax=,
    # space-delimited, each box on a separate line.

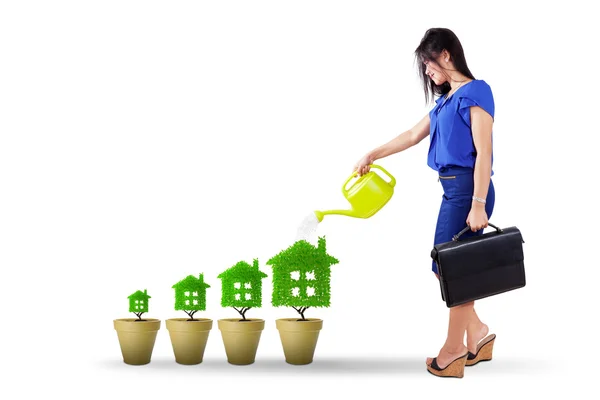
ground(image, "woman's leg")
xmin=433 ymin=274 xmax=487 ymax=355
xmin=426 ymin=301 xmax=472 ymax=367
xmin=427 ymin=173 xmax=495 ymax=367
xmin=466 ymin=306 xmax=489 ymax=354
xmin=465 ymin=179 xmax=495 ymax=353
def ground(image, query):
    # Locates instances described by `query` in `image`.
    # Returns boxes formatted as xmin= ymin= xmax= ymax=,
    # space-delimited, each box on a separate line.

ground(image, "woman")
xmin=354 ymin=28 xmax=497 ymax=378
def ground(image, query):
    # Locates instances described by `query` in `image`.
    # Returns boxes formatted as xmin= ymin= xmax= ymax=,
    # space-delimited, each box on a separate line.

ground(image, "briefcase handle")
xmin=452 ymin=223 xmax=503 ymax=241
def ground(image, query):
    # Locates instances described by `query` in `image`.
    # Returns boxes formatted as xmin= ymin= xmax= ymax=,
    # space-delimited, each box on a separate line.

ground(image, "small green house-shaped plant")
xmin=114 ymin=289 xmax=161 ymax=365
xmin=128 ymin=289 xmax=150 ymax=320
xmin=267 ymin=236 xmax=339 ymax=365
xmin=217 ymin=259 xmax=268 ymax=365
xmin=166 ymin=274 xmax=213 ymax=365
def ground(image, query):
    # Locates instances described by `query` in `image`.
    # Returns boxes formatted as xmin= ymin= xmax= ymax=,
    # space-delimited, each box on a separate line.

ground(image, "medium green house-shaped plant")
xmin=217 ymin=259 xmax=268 ymax=365
xmin=266 ymin=236 xmax=339 ymax=365
xmin=172 ymin=273 xmax=211 ymax=320
xmin=218 ymin=258 xmax=268 ymax=320
xmin=166 ymin=273 xmax=213 ymax=365
xmin=114 ymin=289 xmax=161 ymax=365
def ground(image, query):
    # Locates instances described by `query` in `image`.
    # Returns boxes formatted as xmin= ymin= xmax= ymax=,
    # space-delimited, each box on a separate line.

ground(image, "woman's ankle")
xmin=442 ymin=342 xmax=468 ymax=354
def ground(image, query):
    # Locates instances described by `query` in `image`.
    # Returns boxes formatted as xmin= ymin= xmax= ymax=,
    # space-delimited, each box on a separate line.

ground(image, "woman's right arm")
xmin=354 ymin=114 xmax=430 ymax=175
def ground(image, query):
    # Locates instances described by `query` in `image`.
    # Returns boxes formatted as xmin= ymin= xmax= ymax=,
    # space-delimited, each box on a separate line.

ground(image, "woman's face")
xmin=424 ymin=55 xmax=448 ymax=85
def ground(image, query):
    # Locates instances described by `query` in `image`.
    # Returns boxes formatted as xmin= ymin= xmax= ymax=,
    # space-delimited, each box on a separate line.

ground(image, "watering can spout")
xmin=314 ymin=209 xmax=360 ymax=222
xmin=314 ymin=210 xmax=324 ymax=222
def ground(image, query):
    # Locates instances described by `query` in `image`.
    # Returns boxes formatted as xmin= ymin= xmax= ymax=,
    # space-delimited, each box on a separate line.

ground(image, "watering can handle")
xmin=343 ymin=164 xmax=396 ymax=194
xmin=370 ymin=164 xmax=396 ymax=187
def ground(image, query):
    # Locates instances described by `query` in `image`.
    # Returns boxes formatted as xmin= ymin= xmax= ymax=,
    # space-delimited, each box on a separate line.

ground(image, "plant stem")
xmin=185 ymin=310 xmax=196 ymax=321
xmin=292 ymin=306 xmax=309 ymax=321
xmin=234 ymin=307 xmax=251 ymax=320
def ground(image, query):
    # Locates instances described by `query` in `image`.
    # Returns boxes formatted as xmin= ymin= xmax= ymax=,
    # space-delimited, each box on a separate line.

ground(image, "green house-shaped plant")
xmin=266 ymin=236 xmax=339 ymax=320
xmin=218 ymin=259 xmax=268 ymax=320
xmin=128 ymin=289 xmax=151 ymax=320
xmin=172 ymin=273 xmax=211 ymax=320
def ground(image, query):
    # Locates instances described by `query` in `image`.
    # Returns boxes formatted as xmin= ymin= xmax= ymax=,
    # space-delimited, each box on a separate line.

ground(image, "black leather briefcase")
xmin=430 ymin=223 xmax=526 ymax=307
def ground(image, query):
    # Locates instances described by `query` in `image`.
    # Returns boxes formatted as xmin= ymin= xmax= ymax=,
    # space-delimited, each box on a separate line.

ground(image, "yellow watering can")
xmin=314 ymin=164 xmax=396 ymax=222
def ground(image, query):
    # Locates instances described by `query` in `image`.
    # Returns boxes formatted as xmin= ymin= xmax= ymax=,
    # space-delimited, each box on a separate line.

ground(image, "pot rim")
xmin=275 ymin=317 xmax=323 ymax=332
xmin=166 ymin=317 xmax=213 ymax=322
xmin=276 ymin=317 xmax=322 ymax=322
xmin=113 ymin=318 xmax=161 ymax=323
xmin=114 ymin=318 xmax=161 ymax=332
xmin=217 ymin=318 xmax=265 ymax=322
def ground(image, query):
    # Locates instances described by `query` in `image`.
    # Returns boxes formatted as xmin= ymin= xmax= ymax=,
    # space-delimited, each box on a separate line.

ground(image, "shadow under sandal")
xmin=427 ymin=353 xmax=468 ymax=378
xmin=466 ymin=334 xmax=496 ymax=366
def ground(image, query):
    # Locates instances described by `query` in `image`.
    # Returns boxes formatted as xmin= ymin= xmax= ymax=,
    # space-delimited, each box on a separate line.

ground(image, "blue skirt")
xmin=432 ymin=166 xmax=495 ymax=274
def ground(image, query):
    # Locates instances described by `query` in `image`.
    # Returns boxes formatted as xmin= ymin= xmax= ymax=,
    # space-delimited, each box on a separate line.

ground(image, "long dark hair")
xmin=414 ymin=28 xmax=475 ymax=104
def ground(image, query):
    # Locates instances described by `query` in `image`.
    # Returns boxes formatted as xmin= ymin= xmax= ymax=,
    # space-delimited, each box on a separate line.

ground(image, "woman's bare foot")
xmin=466 ymin=322 xmax=489 ymax=354
xmin=426 ymin=344 xmax=468 ymax=369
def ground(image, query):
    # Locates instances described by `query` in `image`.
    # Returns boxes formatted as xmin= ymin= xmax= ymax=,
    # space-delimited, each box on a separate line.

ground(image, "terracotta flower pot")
xmin=114 ymin=318 xmax=161 ymax=365
xmin=166 ymin=318 xmax=213 ymax=365
xmin=218 ymin=318 xmax=265 ymax=365
xmin=275 ymin=318 xmax=322 ymax=365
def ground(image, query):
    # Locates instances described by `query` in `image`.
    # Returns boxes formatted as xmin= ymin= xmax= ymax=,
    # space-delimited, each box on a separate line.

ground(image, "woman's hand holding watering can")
xmin=353 ymin=153 xmax=374 ymax=176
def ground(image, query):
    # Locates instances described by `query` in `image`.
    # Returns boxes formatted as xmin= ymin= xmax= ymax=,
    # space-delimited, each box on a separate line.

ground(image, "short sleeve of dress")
xmin=457 ymin=80 xmax=495 ymax=127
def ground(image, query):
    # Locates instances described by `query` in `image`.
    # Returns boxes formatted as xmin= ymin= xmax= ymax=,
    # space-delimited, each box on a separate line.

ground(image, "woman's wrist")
xmin=471 ymin=198 xmax=486 ymax=207
xmin=367 ymin=150 xmax=379 ymax=163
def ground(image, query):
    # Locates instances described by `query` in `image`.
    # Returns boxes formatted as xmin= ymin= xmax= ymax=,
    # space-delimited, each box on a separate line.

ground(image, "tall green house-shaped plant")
xmin=114 ymin=289 xmax=161 ymax=365
xmin=266 ymin=236 xmax=340 ymax=365
xmin=217 ymin=259 xmax=268 ymax=365
xmin=268 ymin=236 xmax=339 ymax=319
xmin=166 ymin=273 xmax=213 ymax=365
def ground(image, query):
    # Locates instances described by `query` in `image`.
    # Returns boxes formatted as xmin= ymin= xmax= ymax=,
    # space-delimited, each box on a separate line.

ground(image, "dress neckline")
xmin=443 ymin=79 xmax=476 ymax=101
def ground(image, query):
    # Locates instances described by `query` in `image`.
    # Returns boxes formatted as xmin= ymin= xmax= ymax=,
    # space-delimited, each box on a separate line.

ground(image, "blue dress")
xmin=428 ymin=79 xmax=496 ymax=275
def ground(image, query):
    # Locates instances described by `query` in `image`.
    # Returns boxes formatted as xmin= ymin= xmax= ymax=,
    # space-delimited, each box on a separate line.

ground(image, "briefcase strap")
xmin=452 ymin=223 xmax=503 ymax=241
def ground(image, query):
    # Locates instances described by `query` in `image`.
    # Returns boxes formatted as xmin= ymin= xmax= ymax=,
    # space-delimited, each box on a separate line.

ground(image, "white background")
xmin=1 ymin=1 xmax=597 ymax=398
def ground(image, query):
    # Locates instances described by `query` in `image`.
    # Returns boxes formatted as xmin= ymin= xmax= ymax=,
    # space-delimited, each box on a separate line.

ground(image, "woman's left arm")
xmin=467 ymin=106 xmax=494 ymax=231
